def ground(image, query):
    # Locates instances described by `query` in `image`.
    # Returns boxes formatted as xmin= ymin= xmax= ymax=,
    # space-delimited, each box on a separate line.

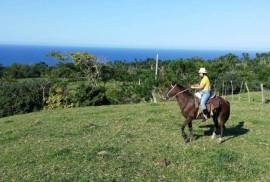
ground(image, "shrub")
xmin=45 ymin=81 xmax=73 ymax=110
xmin=105 ymin=83 xmax=122 ymax=104
xmin=0 ymin=80 xmax=51 ymax=117
xmin=73 ymin=83 xmax=110 ymax=106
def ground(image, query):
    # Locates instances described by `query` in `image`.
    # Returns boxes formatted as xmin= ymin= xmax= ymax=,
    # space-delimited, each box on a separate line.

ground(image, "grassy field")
xmin=0 ymin=95 xmax=270 ymax=181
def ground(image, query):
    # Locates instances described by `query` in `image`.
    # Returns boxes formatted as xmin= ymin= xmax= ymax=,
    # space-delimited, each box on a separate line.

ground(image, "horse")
xmin=164 ymin=84 xmax=230 ymax=144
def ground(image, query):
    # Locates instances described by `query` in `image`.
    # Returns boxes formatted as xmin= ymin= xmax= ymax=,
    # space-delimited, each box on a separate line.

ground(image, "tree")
xmin=48 ymin=51 xmax=102 ymax=84
xmin=69 ymin=52 xmax=100 ymax=84
xmin=0 ymin=64 xmax=5 ymax=78
xmin=31 ymin=62 xmax=49 ymax=77
xmin=5 ymin=64 xmax=26 ymax=78
xmin=49 ymin=63 xmax=79 ymax=79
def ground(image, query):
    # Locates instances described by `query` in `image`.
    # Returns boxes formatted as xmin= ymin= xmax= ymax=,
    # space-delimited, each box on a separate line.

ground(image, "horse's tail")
xmin=223 ymin=99 xmax=230 ymax=122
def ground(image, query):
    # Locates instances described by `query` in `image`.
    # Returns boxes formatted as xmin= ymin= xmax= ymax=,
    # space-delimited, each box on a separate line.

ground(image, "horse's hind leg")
xmin=218 ymin=123 xmax=225 ymax=144
xmin=212 ymin=115 xmax=219 ymax=139
xmin=187 ymin=122 xmax=193 ymax=142
xmin=218 ymin=114 xmax=225 ymax=144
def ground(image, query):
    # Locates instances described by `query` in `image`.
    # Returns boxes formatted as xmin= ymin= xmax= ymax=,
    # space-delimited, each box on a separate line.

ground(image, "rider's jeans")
xmin=200 ymin=90 xmax=210 ymax=111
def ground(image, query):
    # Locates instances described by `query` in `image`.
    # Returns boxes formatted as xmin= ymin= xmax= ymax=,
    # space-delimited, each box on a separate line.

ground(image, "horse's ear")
xmin=171 ymin=81 xmax=177 ymax=85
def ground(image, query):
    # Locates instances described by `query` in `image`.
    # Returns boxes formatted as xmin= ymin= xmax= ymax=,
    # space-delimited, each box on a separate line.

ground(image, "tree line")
xmin=1 ymin=51 xmax=270 ymax=117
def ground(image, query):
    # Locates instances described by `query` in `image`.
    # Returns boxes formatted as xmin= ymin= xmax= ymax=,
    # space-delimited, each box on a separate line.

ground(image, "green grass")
xmin=0 ymin=96 xmax=270 ymax=181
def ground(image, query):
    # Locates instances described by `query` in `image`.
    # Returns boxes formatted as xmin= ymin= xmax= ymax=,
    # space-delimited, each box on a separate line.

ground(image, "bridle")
xmin=167 ymin=84 xmax=189 ymax=98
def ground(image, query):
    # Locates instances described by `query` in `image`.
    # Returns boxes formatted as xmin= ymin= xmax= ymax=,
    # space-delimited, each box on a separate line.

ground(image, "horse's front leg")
xmin=180 ymin=118 xmax=192 ymax=143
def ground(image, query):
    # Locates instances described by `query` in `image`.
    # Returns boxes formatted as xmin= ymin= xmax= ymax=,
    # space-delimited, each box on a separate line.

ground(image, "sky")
xmin=0 ymin=0 xmax=270 ymax=50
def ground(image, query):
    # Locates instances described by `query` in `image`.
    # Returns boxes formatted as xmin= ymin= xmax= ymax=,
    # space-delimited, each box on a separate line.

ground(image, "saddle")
xmin=194 ymin=91 xmax=220 ymax=118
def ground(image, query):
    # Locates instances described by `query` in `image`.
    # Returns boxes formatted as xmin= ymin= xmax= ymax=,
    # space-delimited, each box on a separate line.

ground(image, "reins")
xmin=173 ymin=89 xmax=189 ymax=97
xmin=167 ymin=84 xmax=189 ymax=98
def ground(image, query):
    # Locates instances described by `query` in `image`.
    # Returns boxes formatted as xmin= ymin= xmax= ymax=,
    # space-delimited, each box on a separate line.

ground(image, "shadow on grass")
xmin=197 ymin=121 xmax=249 ymax=143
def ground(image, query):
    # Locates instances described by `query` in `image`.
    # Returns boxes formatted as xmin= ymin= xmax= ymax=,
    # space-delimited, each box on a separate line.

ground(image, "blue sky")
xmin=0 ymin=0 xmax=269 ymax=50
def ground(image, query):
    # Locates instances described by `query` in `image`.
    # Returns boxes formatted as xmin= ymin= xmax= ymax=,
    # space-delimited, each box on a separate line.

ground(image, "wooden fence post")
xmin=155 ymin=54 xmax=159 ymax=80
xmin=224 ymin=82 xmax=227 ymax=97
xmin=245 ymin=82 xmax=250 ymax=103
xmin=261 ymin=83 xmax=265 ymax=104
xmin=231 ymin=80 xmax=234 ymax=101
xmin=152 ymin=89 xmax=157 ymax=103
xmin=41 ymin=84 xmax=47 ymax=106
xmin=214 ymin=79 xmax=217 ymax=94
xmin=222 ymin=81 xmax=225 ymax=97
xmin=239 ymin=81 xmax=243 ymax=101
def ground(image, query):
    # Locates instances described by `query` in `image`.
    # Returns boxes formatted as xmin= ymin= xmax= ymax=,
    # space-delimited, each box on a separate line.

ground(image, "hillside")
xmin=0 ymin=99 xmax=269 ymax=181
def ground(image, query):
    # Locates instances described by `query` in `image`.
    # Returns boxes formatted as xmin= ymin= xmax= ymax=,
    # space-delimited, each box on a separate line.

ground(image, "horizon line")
xmin=0 ymin=43 xmax=269 ymax=53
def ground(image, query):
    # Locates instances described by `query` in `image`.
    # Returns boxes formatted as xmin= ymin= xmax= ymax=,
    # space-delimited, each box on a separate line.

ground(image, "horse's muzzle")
xmin=161 ymin=94 xmax=169 ymax=101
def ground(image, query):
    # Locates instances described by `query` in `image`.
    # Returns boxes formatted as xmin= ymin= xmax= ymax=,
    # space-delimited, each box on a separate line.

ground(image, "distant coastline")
xmin=0 ymin=44 xmax=262 ymax=65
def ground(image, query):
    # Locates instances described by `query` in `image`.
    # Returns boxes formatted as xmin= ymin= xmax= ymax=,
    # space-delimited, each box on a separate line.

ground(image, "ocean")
xmin=0 ymin=44 xmax=259 ymax=65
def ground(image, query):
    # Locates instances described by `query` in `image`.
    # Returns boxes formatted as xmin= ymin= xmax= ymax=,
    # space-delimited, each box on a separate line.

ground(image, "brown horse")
xmin=164 ymin=84 xmax=230 ymax=144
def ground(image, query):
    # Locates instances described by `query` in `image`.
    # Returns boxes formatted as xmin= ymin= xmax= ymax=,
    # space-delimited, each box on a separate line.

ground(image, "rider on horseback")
xmin=191 ymin=68 xmax=211 ymax=119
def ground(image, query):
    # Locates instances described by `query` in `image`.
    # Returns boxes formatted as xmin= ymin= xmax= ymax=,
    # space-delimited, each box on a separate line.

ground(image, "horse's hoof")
xmin=211 ymin=133 xmax=216 ymax=139
xmin=184 ymin=138 xmax=190 ymax=143
xmin=218 ymin=138 xmax=223 ymax=144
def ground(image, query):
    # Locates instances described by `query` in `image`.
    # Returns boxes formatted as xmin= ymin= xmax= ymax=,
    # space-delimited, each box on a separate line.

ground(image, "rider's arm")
xmin=191 ymin=78 xmax=206 ymax=90
xmin=191 ymin=84 xmax=204 ymax=90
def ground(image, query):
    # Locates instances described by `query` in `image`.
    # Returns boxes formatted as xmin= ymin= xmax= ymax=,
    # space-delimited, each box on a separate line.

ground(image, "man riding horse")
xmin=164 ymin=67 xmax=230 ymax=143
xmin=191 ymin=67 xmax=211 ymax=120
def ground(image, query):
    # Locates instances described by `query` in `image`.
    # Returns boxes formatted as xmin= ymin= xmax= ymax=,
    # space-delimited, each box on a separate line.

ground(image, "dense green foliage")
xmin=2 ymin=52 xmax=270 ymax=86
xmin=2 ymin=62 xmax=49 ymax=78
xmin=1 ymin=51 xmax=270 ymax=117
xmin=72 ymin=83 xmax=110 ymax=106
xmin=0 ymin=80 xmax=51 ymax=117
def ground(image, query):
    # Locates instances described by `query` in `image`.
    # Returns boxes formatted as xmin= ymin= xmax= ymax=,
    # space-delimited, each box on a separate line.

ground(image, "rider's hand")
xmin=191 ymin=84 xmax=199 ymax=89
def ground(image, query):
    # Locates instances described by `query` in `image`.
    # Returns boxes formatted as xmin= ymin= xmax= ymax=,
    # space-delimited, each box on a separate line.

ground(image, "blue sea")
xmin=0 ymin=44 xmax=260 ymax=66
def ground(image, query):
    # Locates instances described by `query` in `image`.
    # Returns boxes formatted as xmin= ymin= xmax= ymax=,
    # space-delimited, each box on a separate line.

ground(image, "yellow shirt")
xmin=200 ymin=75 xmax=211 ymax=91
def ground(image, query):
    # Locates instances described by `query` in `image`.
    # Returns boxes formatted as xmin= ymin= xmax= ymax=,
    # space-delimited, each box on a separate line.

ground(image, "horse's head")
xmin=163 ymin=83 xmax=180 ymax=100
xmin=162 ymin=83 xmax=189 ymax=100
